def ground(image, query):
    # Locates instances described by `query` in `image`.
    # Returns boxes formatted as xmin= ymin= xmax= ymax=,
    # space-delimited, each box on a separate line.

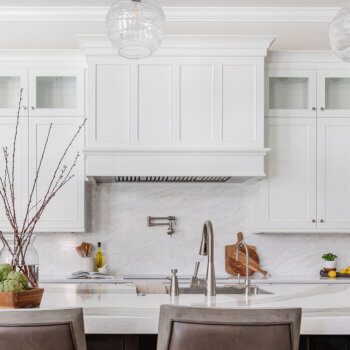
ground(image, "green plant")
xmin=322 ymin=253 xmax=338 ymax=261
xmin=0 ymin=264 xmax=12 ymax=281
xmin=0 ymin=279 xmax=24 ymax=292
xmin=6 ymin=271 xmax=28 ymax=290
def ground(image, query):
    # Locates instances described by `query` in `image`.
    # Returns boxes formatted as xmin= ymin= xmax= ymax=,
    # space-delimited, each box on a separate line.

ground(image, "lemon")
xmin=347 ymin=266 xmax=350 ymax=270
xmin=328 ymin=271 xmax=337 ymax=278
xmin=340 ymin=269 xmax=347 ymax=274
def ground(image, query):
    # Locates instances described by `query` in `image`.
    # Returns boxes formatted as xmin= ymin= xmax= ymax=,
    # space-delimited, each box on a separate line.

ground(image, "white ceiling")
xmin=0 ymin=0 xmax=346 ymax=7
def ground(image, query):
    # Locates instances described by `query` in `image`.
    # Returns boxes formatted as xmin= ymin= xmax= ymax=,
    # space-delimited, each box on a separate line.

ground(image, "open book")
xmin=66 ymin=271 xmax=113 ymax=279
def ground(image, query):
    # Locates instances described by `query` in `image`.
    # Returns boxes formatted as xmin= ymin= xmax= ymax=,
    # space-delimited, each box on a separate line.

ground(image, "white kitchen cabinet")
xmin=89 ymin=60 xmax=264 ymax=148
xmin=262 ymin=118 xmax=317 ymax=230
xmin=0 ymin=67 xmax=84 ymax=118
xmin=0 ymin=118 xmax=29 ymax=231
xmin=28 ymin=118 xmax=85 ymax=232
xmin=0 ymin=70 xmax=28 ymax=117
xmin=266 ymin=69 xmax=317 ymax=117
xmin=317 ymin=70 xmax=350 ymax=117
xmin=262 ymin=117 xmax=350 ymax=233
xmin=28 ymin=69 xmax=85 ymax=117
xmin=317 ymin=118 xmax=350 ymax=230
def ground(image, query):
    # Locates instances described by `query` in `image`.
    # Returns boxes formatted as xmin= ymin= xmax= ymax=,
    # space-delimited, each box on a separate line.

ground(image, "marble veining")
xmin=24 ymin=182 xmax=350 ymax=278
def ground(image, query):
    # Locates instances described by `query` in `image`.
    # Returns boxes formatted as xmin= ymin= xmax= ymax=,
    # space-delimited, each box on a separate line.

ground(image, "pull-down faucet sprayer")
xmin=191 ymin=220 xmax=216 ymax=296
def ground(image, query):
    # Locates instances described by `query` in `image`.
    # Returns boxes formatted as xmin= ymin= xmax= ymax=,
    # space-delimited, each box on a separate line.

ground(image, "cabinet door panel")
xmin=222 ymin=65 xmax=258 ymax=144
xmin=180 ymin=65 xmax=214 ymax=142
xmin=317 ymin=118 xmax=350 ymax=230
xmin=138 ymin=65 xmax=172 ymax=142
xmin=262 ymin=118 xmax=317 ymax=230
xmin=28 ymin=69 xmax=84 ymax=117
xmin=0 ymin=118 xmax=28 ymax=231
xmin=29 ymin=118 xmax=85 ymax=232
xmin=0 ymin=70 xmax=28 ymax=117
xmin=317 ymin=70 xmax=350 ymax=117
xmin=266 ymin=69 xmax=317 ymax=117
xmin=95 ymin=64 xmax=130 ymax=143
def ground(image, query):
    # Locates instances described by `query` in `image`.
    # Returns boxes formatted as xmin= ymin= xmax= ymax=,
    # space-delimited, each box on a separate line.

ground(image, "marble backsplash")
xmin=31 ymin=182 xmax=350 ymax=278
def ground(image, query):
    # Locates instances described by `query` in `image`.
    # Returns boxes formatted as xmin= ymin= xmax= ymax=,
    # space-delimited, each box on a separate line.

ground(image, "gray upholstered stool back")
xmin=157 ymin=305 xmax=301 ymax=350
xmin=0 ymin=308 xmax=86 ymax=350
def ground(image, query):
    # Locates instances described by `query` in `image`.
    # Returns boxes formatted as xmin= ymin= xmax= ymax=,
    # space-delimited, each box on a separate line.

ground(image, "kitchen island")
xmin=32 ymin=282 xmax=350 ymax=350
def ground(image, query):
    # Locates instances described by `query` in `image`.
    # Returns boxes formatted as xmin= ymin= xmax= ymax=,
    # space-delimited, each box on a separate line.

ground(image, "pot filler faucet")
xmin=191 ymin=220 xmax=216 ymax=296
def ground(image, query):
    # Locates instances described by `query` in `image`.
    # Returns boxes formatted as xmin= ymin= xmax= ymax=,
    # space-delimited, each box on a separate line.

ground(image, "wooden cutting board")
xmin=225 ymin=232 xmax=268 ymax=277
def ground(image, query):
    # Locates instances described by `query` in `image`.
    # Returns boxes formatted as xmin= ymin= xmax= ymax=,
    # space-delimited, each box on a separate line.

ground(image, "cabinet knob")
xmin=31 ymin=106 xmax=35 ymax=110
xmin=320 ymin=107 xmax=325 ymax=111
xmin=312 ymin=107 xmax=316 ymax=111
xmin=320 ymin=219 xmax=324 ymax=223
xmin=312 ymin=219 xmax=316 ymax=223
xmin=22 ymin=106 xmax=27 ymax=110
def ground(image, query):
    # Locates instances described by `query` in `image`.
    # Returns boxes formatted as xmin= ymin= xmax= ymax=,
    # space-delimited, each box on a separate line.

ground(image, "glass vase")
xmin=0 ymin=234 xmax=39 ymax=287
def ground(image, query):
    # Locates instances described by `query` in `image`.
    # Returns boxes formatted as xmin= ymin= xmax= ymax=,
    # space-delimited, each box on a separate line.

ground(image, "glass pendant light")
xmin=106 ymin=0 xmax=166 ymax=59
xmin=330 ymin=3 xmax=350 ymax=62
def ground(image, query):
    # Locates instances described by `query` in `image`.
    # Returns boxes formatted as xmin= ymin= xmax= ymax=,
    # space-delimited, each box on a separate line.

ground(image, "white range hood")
xmin=80 ymin=35 xmax=275 ymax=183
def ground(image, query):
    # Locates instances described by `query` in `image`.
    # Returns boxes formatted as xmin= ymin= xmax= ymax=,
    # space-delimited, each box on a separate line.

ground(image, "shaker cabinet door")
xmin=28 ymin=117 xmax=85 ymax=232
xmin=0 ymin=118 xmax=28 ymax=232
xmin=317 ymin=70 xmax=350 ymax=118
xmin=317 ymin=118 xmax=350 ymax=230
xmin=262 ymin=118 xmax=317 ymax=231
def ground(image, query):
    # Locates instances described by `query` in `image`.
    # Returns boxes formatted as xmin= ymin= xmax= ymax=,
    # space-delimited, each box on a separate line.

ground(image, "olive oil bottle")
xmin=96 ymin=242 xmax=104 ymax=271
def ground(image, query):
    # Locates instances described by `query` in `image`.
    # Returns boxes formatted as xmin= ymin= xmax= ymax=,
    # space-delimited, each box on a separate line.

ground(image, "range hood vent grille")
xmin=91 ymin=176 xmax=250 ymax=184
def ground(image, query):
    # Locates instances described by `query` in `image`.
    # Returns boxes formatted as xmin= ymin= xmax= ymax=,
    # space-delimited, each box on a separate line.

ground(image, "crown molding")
xmin=77 ymin=34 xmax=276 ymax=57
xmin=0 ymin=49 xmax=85 ymax=63
xmin=0 ymin=6 xmax=340 ymax=22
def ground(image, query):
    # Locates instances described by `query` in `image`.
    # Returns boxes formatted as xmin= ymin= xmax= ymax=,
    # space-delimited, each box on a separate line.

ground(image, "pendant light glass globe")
xmin=330 ymin=4 xmax=350 ymax=62
xmin=106 ymin=0 xmax=166 ymax=59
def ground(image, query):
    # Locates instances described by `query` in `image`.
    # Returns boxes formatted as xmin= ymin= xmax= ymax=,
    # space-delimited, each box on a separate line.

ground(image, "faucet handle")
xmin=171 ymin=269 xmax=178 ymax=275
xmin=193 ymin=261 xmax=200 ymax=278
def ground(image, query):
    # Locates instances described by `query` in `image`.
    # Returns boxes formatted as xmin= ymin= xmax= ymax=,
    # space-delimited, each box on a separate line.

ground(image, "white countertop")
xmin=32 ymin=282 xmax=350 ymax=335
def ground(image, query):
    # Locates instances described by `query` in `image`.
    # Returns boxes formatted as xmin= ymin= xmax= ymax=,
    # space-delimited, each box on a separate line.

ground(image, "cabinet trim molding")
xmin=78 ymin=35 xmax=276 ymax=58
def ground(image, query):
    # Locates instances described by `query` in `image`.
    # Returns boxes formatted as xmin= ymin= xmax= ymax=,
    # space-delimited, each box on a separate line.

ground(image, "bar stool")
xmin=0 ymin=308 xmax=86 ymax=350
xmin=157 ymin=305 xmax=301 ymax=350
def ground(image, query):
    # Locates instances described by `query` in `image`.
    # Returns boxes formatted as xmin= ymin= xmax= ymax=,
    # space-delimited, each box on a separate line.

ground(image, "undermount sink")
xmin=179 ymin=286 xmax=272 ymax=295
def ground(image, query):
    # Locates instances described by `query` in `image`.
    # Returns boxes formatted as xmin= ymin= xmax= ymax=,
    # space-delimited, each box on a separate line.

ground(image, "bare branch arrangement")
xmin=0 ymin=89 xmax=86 ymax=287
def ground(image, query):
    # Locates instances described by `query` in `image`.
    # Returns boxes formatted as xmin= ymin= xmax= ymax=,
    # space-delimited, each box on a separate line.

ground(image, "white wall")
xmin=34 ymin=182 xmax=349 ymax=278
xmin=0 ymin=21 xmax=333 ymax=50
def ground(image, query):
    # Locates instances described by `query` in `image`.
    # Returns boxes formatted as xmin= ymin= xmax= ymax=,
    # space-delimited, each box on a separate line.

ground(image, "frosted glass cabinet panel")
xmin=318 ymin=71 xmax=350 ymax=117
xmin=29 ymin=69 xmax=84 ymax=117
xmin=36 ymin=76 xmax=77 ymax=109
xmin=266 ymin=70 xmax=316 ymax=117
xmin=269 ymin=78 xmax=308 ymax=109
xmin=0 ymin=71 xmax=28 ymax=117
xmin=0 ymin=77 xmax=21 ymax=108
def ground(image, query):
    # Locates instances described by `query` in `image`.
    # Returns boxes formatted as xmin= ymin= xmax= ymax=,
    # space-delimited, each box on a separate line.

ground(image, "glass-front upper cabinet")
xmin=266 ymin=69 xmax=317 ymax=117
xmin=28 ymin=69 xmax=84 ymax=117
xmin=0 ymin=70 xmax=28 ymax=117
xmin=317 ymin=70 xmax=350 ymax=117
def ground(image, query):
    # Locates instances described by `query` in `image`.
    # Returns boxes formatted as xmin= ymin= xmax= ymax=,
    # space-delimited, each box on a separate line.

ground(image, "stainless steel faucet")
xmin=236 ymin=240 xmax=251 ymax=296
xmin=191 ymin=220 xmax=216 ymax=296
xmin=168 ymin=269 xmax=179 ymax=296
